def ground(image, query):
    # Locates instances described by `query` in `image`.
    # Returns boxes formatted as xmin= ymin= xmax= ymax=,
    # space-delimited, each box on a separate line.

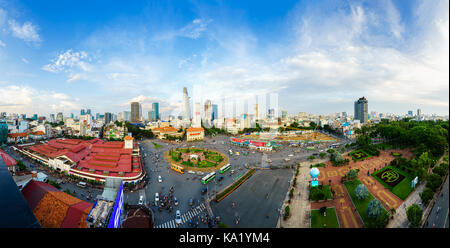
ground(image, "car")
xmin=288 ymin=154 xmax=294 ymax=157
xmin=174 ymin=197 xmax=179 ymax=206
xmin=158 ymin=175 xmax=163 ymax=183
xmin=230 ymin=170 xmax=235 ymax=174
xmin=201 ymin=187 xmax=207 ymax=194
xmin=218 ymin=176 xmax=224 ymax=181
xmin=188 ymin=170 xmax=195 ymax=174
xmin=155 ymin=193 xmax=159 ymax=202
xmin=175 ymin=210 xmax=182 ymax=224
xmin=138 ymin=195 xmax=144 ymax=205
xmin=197 ymin=171 xmax=204 ymax=176
xmin=189 ymin=198 xmax=194 ymax=206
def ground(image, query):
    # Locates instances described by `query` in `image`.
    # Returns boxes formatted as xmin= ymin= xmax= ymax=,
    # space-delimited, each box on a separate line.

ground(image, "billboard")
xmin=107 ymin=181 xmax=124 ymax=228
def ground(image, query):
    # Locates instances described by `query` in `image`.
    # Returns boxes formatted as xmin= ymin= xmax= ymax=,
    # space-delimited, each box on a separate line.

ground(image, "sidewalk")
xmin=277 ymin=161 xmax=312 ymax=228
xmin=386 ymin=183 xmax=426 ymax=228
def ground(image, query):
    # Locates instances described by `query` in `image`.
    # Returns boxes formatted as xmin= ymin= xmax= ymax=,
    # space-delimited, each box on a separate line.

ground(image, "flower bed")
xmin=216 ymin=169 xmax=256 ymax=202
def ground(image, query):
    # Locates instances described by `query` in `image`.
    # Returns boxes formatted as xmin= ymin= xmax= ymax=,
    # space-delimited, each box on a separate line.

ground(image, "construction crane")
xmin=312 ymin=124 xmax=319 ymax=139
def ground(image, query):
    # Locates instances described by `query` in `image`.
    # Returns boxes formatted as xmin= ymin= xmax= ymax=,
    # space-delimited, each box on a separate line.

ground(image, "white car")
xmin=188 ymin=170 xmax=195 ymax=174
xmin=174 ymin=197 xmax=179 ymax=206
xmin=138 ymin=195 xmax=144 ymax=205
xmin=155 ymin=193 xmax=159 ymax=202
xmin=158 ymin=176 xmax=163 ymax=183
xmin=175 ymin=210 xmax=182 ymax=224
xmin=197 ymin=171 xmax=204 ymax=176
xmin=288 ymin=154 xmax=294 ymax=157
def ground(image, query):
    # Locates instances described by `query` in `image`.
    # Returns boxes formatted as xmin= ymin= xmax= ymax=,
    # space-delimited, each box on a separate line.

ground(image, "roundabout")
xmin=164 ymin=147 xmax=229 ymax=173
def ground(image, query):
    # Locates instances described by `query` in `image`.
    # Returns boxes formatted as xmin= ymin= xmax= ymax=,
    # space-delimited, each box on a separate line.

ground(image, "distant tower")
xmin=193 ymin=102 xmax=201 ymax=128
xmin=203 ymin=100 xmax=212 ymax=128
xmin=152 ymin=102 xmax=159 ymax=121
xmin=183 ymin=87 xmax=191 ymax=121
xmin=354 ymin=97 xmax=368 ymax=123
xmin=254 ymin=104 xmax=259 ymax=121
xmin=130 ymin=102 xmax=140 ymax=123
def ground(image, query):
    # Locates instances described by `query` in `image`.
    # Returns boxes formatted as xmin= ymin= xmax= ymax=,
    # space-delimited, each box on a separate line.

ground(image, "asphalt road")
xmin=424 ymin=176 xmax=449 ymax=228
xmin=210 ymin=168 xmax=293 ymax=228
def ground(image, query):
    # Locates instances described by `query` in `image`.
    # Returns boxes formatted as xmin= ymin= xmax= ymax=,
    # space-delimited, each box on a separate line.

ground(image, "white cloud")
xmin=67 ymin=73 xmax=81 ymax=82
xmin=21 ymin=57 xmax=29 ymax=64
xmin=8 ymin=19 xmax=41 ymax=43
xmin=42 ymin=49 xmax=90 ymax=73
xmin=0 ymin=84 xmax=81 ymax=115
xmin=0 ymin=40 xmax=5 ymax=47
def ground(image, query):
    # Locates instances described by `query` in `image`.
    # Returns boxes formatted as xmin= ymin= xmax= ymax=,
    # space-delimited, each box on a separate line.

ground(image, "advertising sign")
xmin=107 ymin=181 xmax=124 ymax=228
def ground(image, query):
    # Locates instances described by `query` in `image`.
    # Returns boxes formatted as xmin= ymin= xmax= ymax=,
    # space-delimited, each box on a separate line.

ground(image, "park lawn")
xmin=309 ymin=185 xmax=333 ymax=201
xmin=312 ymin=163 xmax=325 ymax=168
xmin=344 ymin=179 xmax=388 ymax=228
xmin=311 ymin=208 xmax=340 ymax=228
xmin=206 ymin=154 xmax=224 ymax=163
xmin=197 ymin=160 xmax=217 ymax=168
xmin=371 ymin=166 xmax=414 ymax=200
xmin=181 ymin=161 xmax=194 ymax=167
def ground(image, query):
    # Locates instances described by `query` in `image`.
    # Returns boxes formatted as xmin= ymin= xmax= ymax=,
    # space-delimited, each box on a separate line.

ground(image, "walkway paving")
xmin=313 ymin=149 xmax=413 ymax=227
xmin=277 ymin=161 xmax=311 ymax=228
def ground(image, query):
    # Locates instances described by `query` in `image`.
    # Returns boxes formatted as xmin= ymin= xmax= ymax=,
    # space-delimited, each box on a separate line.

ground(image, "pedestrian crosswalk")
xmin=155 ymin=203 xmax=206 ymax=228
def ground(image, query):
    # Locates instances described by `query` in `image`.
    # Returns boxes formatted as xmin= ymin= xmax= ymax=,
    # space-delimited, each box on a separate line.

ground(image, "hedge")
xmin=216 ymin=169 xmax=256 ymax=202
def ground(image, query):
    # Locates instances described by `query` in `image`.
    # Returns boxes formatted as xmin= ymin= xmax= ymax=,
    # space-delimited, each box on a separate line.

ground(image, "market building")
xmin=16 ymin=136 xmax=144 ymax=184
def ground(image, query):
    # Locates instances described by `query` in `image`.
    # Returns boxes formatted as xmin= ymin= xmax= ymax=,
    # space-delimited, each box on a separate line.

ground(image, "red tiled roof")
xmin=186 ymin=127 xmax=204 ymax=132
xmin=0 ymin=148 xmax=17 ymax=167
xmin=21 ymin=180 xmax=93 ymax=228
xmin=8 ymin=133 xmax=28 ymax=138
xmin=152 ymin=126 xmax=177 ymax=132
xmin=30 ymin=131 xmax=45 ymax=136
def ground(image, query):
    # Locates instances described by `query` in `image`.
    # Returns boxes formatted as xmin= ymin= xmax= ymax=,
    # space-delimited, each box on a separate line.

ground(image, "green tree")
xmin=406 ymin=204 xmax=423 ymax=228
xmin=426 ymin=174 xmax=442 ymax=192
xmin=354 ymin=184 xmax=369 ymax=200
xmin=347 ymin=169 xmax=358 ymax=180
xmin=366 ymin=199 xmax=383 ymax=219
xmin=319 ymin=152 xmax=326 ymax=158
xmin=319 ymin=206 xmax=327 ymax=215
xmin=420 ymin=187 xmax=434 ymax=206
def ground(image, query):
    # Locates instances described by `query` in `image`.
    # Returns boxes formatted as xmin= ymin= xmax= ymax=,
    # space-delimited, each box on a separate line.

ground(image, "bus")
xmin=219 ymin=164 xmax=231 ymax=174
xmin=201 ymin=172 xmax=216 ymax=184
xmin=170 ymin=164 xmax=184 ymax=174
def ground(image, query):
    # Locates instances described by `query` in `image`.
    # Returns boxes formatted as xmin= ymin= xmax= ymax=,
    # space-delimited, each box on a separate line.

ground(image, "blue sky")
xmin=0 ymin=0 xmax=448 ymax=118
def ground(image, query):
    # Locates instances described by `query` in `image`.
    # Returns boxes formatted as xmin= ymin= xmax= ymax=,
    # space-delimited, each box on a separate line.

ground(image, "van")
xmin=77 ymin=182 xmax=87 ymax=188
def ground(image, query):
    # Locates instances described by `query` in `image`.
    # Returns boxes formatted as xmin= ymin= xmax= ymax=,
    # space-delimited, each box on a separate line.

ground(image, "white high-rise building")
xmin=183 ymin=87 xmax=191 ymax=121
xmin=193 ymin=102 xmax=201 ymax=128
xmin=203 ymin=100 xmax=212 ymax=128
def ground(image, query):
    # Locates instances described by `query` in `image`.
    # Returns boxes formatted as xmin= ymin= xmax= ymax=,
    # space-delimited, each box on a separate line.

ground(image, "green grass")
xmin=344 ymin=179 xmax=388 ymax=228
xmin=197 ymin=160 xmax=217 ymax=168
xmin=309 ymin=185 xmax=333 ymax=201
xmin=152 ymin=142 xmax=162 ymax=148
xmin=181 ymin=161 xmax=194 ymax=167
xmin=371 ymin=166 xmax=414 ymax=200
xmin=311 ymin=208 xmax=340 ymax=228
xmin=312 ymin=163 xmax=325 ymax=168
xmin=205 ymin=154 xmax=224 ymax=163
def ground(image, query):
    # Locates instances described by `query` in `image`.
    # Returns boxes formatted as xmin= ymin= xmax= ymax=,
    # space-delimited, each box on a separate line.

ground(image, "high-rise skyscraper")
xmin=417 ymin=109 xmax=422 ymax=116
xmin=123 ymin=111 xmax=131 ymax=122
xmin=354 ymin=97 xmax=368 ymax=123
xmin=0 ymin=120 xmax=8 ymax=145
xmin=193 ymin=102 xmax=201 ymax=128
xmin=131 ymin=102 xmax=140 ymax=123
xmin=212 ymin=104 xmax=218 ymax=122
xmin=105 ymin=112 xmax=112 ymax=124
xmin=80 ymin=109 xmax=86 ymax=116
xmin=183 ymin=87 xmax=191 ymax=121
xmin=203 ymin=100 xmax=212 ymax=127
xmin=152 ymin=102 xmax=159 ymax=121
xmin=408 ymin=110 xmax=413 ymax=116
xmin=86 ymin=109 xmax=91 ymax=115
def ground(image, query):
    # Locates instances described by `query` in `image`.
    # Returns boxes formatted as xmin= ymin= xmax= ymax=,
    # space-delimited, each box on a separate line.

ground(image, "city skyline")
xmin=0 ymin=0 xmax=449 ymax=117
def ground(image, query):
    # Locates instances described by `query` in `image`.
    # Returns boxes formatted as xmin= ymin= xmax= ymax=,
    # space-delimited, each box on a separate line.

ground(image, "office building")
xmin=152 ymin=102 xmax=159 ymax=121
xmin=183 ymin=87 xmax=191 ymax=121
xmin=354 ymin=97 xmax=368 ymax=124
xmin=105 ymin=112 xmax=112 ymax=124
xmin=212 ymin=104 xmax=218 ymax=122
xmin=131 ymin=102 xmax=140 ymax=123
xmin=0 ymin=121 xmax=8 ymax=145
